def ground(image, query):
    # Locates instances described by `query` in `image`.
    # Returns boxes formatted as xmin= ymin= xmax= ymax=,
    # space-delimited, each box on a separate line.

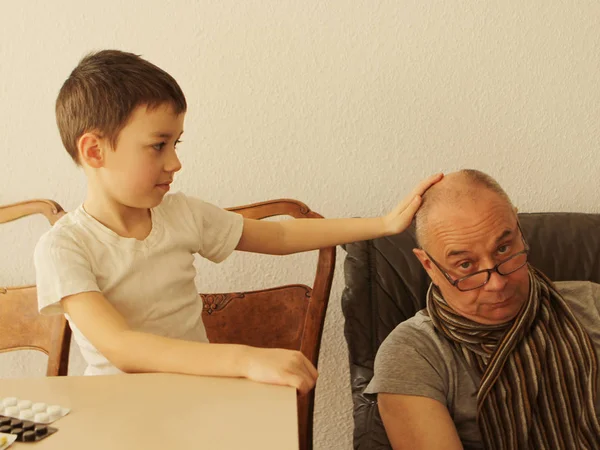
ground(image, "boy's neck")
xmin=83 ymin=190 xmax=153 ymax=240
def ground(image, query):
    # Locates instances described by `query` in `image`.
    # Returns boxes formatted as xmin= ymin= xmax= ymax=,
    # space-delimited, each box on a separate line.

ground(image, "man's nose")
xmin=484 ymin=270 xmax=507 ymax=291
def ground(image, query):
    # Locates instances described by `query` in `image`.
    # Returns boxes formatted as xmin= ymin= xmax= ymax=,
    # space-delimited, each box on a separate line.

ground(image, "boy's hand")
xmin=241 ymin=347 xmax=318 ymax=395
xmin=382 ymin=173 xmax=443 ymax=235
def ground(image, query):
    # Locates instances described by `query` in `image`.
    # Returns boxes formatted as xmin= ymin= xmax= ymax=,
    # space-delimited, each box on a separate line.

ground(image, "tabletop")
xmin=0 ymin=373 xmax=299 ymax=449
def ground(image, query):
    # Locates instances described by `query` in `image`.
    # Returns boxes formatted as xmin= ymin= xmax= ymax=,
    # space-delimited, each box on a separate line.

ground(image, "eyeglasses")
xmin=424 ymin=222 xmax=529 ymax=292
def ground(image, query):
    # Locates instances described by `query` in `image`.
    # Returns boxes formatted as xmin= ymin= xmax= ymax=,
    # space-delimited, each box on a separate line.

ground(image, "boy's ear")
xmin=78 ymin=132 xmax=106 ymax=168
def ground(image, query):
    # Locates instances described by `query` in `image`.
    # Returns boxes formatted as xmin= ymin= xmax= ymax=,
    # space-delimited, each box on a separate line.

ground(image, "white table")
xmin=0 ymin=373 xmax=299 ymax=449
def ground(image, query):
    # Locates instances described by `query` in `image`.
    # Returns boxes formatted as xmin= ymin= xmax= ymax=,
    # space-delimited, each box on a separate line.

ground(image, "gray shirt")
xmin=365 ymin=281 xmax=600 ymax=450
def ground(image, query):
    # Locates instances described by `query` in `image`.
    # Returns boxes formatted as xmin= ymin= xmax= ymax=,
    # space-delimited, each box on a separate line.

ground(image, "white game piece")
xmin=0 ymin=397 xmax=69 ymax=424
xmin=17 ymin=400 xmax=32 ymax=410
xmin=47 ymin=405 xmax=61 ymax=416
xmin=2 ymin=398 xmax=17 ymax=408
xmin=47 ymin=405 xmax=62 ymax=420
xmin=32 ymin=403 xmax=47 ymax=414
xmin=34 ymin=412 xmax=49 ymax=423
xmin=19 ymin=409 xmax=34 ymax=420
xmin=4 ymin=406 xmax=19 ymax=417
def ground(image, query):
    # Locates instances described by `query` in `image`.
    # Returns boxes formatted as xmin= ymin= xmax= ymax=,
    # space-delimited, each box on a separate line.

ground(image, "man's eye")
xmin=459 ymin=261 xmax=472 ymax=270
xmin=174 ymin=139 xmax=182 ymax=148
xmin=497 ymin=245 xmax=510 ymax=254
xmin=152 ymin=142 xmax=166 ymax=151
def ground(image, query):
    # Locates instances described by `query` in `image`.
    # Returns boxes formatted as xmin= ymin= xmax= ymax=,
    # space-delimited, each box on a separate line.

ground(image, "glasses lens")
xmin=456 ymin=272 xmax=489 ymax=291
xmin=498 ymin=252 xmax=528 ymax=275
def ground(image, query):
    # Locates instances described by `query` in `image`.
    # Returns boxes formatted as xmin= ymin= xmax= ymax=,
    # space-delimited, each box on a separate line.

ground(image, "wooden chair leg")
xmin=297 ymin=394 xmax=313 ymax=450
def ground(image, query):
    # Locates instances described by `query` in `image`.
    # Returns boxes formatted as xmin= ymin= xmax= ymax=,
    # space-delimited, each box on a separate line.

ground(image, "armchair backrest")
xmin=342 ymin=212 xmax=600 ymax=449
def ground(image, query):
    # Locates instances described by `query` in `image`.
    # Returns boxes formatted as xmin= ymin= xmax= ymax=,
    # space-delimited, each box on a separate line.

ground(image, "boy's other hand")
xmin=241 ymin=347 xmax=318 ymax=395
xmin=382 ymin=173 xmax=443 ymax=235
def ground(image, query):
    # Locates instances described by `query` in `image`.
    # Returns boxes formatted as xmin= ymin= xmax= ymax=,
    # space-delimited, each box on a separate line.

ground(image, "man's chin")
xmin=488 ymin=298 xmax=512 ymax=308
xmin=485 ymin=300 xmax=523 ymax=323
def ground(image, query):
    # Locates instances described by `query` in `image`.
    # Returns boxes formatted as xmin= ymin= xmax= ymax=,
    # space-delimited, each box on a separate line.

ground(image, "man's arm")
xmin=62 ymin=291 xmax=317 ymax=393
xmin=235 ymin=173 xmax=443 ymax=255
xmin=378 ymin=393 xmax=464 ymax=450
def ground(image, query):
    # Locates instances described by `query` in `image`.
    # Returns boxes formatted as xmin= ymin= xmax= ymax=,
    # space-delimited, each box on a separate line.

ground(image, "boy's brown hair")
xmin=56 ymin=50 xmax=187 ymax=164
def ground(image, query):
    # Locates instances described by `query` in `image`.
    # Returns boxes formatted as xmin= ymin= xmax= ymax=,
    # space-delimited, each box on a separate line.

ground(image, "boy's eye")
xmin=152 ymin=140 xmax=182 ymax=151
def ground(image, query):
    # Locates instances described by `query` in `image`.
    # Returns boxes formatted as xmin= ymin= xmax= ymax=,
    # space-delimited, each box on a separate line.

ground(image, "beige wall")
xmin=1 ymin=1 xmax=599 ymax=448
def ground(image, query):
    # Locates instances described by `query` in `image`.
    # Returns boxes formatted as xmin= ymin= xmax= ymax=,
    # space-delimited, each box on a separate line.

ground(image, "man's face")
xmin=98 ymin=103 xmax=185 ymax=209
xmin=414 ymin=192 xmax=530 ymax=325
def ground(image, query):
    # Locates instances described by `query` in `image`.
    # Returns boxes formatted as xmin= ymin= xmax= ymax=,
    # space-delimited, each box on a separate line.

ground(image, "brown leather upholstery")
xmin=203 ymin=199 xmax=336 ymax=450
xmin=0 ymin=200 xmax=71 ymax=376
xmin=342 ymin=212 xmax=600 ymax=449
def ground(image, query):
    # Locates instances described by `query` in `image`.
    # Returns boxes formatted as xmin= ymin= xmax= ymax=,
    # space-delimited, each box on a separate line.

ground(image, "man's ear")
xmin=413 ymin=248 xmax=437 ymax=282
xmin=78 ymin=132 xmax=106 ymax=169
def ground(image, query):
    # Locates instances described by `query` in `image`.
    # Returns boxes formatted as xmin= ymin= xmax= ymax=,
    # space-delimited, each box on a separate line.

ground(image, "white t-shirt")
xmin=33 ymin=192 xmax=244 ymax=376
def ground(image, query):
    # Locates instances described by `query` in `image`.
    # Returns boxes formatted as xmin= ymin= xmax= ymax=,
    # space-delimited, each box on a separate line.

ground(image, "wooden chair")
xmin=203 ymin=199 xmax=336 ymax=450
xmin=0 ymin=199 xmax=71 ymax=376
xmin=1 ymin=197 xmax=335 ymax=448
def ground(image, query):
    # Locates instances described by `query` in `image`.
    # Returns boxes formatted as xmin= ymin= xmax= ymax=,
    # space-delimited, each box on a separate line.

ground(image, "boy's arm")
xmin=62 ymin=291 xmax=317 ymax=393
xmin=235 ymin=173 xmax=443 ymax=255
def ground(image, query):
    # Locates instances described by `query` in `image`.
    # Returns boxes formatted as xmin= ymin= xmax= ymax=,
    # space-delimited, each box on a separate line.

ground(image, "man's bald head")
xmin=414 ymin=169 xmax=513 ymax=249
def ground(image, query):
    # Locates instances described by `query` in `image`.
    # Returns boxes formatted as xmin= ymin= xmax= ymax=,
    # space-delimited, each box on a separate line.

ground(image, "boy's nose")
xmin=166 ymin=150 xmax=182 ymax=173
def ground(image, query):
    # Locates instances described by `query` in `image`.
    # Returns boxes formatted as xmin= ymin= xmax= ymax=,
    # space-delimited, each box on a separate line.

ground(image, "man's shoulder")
xmin=370 ymin=310 xmax=462 ymax=399
xmin=555 ymin=279 xmax=599 ymax=295
xmin=379 ymin=310 xmax=450 ymax=358
xmin=387 ymin=310 xmax=435 ymax=338
xmin=555 ymin=280 xmax=600 ymax=315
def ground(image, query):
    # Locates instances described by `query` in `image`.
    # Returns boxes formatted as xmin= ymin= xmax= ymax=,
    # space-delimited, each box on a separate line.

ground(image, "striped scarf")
xmin=426 ymin=267 xmax=600 ymax=449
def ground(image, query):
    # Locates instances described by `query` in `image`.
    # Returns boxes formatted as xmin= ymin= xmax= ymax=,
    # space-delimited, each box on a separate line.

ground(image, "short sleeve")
xmin=34 ymin=231 xmax=100 ymax=315
xmin=365 ymin=325 xmax=449 ymax=406
xmin=181 ymin=195 xmax=244 ymax=263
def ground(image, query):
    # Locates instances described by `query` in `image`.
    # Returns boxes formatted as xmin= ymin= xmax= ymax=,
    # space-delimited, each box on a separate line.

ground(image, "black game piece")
xmin=0 ymin=414 xmax=57 ymax=442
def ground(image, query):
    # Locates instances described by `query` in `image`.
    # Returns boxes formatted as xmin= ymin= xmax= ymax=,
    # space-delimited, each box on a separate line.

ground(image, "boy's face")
xmin=98 ymin=103 xmax=184 ymax=209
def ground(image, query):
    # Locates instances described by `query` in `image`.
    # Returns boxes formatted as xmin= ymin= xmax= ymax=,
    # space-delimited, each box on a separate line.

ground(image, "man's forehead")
xmin=425 ymin=198 xmax=516 ymax=251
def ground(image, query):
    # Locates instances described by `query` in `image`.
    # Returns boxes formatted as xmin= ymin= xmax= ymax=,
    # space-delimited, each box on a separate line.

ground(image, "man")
xmin=365 ymin=169 xmax=600 ymax=450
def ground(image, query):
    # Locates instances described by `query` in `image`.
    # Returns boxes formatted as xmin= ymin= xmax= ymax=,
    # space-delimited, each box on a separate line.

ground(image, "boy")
xmin=34 ymin=49 xmax=441 ymax=394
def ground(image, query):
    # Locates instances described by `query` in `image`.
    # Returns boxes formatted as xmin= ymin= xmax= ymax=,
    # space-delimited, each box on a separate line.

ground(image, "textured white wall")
xmin=1 ymin=1 xmax=599 ymax=448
